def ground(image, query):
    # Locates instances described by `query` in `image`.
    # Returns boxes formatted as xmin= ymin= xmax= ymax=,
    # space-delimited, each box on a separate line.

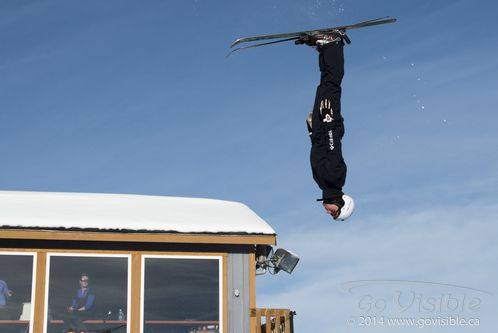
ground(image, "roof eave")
xmin=0 ymin=228 xmax=277 ymax=245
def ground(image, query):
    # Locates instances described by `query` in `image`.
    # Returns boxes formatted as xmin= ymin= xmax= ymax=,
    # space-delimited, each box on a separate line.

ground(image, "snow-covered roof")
xmin=0 ymin=191 xmax=276 ymax=236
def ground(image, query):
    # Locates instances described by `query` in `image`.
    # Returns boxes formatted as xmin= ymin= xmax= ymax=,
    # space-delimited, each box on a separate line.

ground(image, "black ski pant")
xmin=310 ymin=42 xmax=347 ymax=204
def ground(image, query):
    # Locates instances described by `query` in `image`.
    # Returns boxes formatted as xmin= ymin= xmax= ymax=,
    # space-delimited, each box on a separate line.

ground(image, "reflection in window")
xmin=46 ymin=254 xmax=129 ymax=333
xmin=142 ymin=256 xmax=221 ymax=333
xmin=0 ymin=252 xmax=36 ymax=333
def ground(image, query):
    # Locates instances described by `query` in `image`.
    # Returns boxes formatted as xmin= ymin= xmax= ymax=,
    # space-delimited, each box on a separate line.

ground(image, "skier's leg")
xmin=319 ymin=40 xmax=344 ymax=119
xmin=309 ymin=41 xmax=347 ymax=207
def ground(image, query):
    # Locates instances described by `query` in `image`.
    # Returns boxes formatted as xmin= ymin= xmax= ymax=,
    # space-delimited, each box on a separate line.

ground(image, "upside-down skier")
xmin=230 ymin=18 xmax=397 ymax=221
xmin=298 ymin=31 xmax=355 ymax=221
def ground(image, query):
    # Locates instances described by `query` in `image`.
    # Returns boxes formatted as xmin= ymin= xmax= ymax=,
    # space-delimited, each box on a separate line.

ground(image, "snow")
xmin=0 ymin=191 xmax=276 ymax=235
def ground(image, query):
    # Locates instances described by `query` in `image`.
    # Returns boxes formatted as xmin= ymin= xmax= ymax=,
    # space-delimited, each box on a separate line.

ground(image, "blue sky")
xmin=1 ymin=0 xmax=497 ymax=332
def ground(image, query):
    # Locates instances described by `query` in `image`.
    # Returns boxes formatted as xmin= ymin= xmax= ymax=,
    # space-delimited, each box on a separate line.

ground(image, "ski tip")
xmin=230 ymin=38 xmax=244 ymax=48
xmin=368 ymin=16 xmax=397 ymax=24
xmin=225 ymin=47 xmax=243 ymax=59
xmin=225 ymin=48 xmax=240 ymax=58
xmin=361 ymin=16 xmax=397 ymax=24
xmin=381 ymin=16 xmax=397 ymax=24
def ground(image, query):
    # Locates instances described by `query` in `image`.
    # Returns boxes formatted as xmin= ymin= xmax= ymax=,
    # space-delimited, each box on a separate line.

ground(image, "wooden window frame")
xmin=0 ymin=251 xmax=37 ymax=333
xmin=141 ymin=254 xmax=225 ymax=333
xmin=43 ymin=252 xmax=132 ymax=333
xmin=0 ymin=248 xmax=228 ymax=333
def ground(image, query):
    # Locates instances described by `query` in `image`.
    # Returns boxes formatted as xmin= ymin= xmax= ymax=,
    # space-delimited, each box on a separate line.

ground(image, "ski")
xmin=228 ymin=16 xmax=396 ymax=56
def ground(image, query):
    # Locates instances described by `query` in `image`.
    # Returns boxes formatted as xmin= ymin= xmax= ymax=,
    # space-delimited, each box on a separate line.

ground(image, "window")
xmin=45 ymin=254 xmax=130 ymax=333
xmin=142 ymin=255 xmax=222 ymax=333
xmin=0 ymin=252 xmax=36 ymax=333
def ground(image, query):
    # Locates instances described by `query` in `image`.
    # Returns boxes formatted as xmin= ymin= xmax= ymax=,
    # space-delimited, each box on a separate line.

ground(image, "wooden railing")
xmin=251 ymin=308 xmax=295 ymax=333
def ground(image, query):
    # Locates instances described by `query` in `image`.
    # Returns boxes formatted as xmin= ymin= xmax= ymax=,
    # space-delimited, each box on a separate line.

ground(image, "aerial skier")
xmin=298 ymin=31 xmax=355 ymax=221
xmin=229 ymin=17 xmax=396 ymax=221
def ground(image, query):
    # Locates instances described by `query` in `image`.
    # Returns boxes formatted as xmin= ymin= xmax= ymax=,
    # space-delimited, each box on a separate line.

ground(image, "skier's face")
xmin=323 ymin=203 xmax=340 ymax=218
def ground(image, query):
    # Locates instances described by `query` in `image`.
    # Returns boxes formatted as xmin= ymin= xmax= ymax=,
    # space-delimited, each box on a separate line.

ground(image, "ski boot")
xmin=295 ymin=29 xmax=351 ymax=47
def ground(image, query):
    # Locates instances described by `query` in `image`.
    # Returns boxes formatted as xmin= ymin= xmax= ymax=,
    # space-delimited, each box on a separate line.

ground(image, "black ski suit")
xmin=310 ymin=41 xmax=347 ymax=205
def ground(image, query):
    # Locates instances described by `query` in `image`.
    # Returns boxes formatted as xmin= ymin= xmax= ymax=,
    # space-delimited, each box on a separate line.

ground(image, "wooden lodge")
xmin=0 ymin=191 xmax=295 ymax=333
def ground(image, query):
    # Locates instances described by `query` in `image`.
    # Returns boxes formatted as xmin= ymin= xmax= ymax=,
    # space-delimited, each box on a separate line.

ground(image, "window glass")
xmin=0 ymin=252 xmax=36 ymax=333
xmin=45 ymin=254 xmax=129 ymax=333
xmin=142 ymin=256 xmax=221 ymax=333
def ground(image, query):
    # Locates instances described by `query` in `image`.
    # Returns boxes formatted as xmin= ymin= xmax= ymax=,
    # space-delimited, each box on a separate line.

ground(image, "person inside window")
xmin=61 ymin=273 xmax=95 ymax=333
xmin=0 ymin=279 xmax=13 ymax=307
xmin=0 ymin=279 xmax=17 ymax=321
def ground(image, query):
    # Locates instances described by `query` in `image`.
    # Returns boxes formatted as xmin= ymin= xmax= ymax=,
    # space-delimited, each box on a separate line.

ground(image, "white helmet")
xmin=335 ymin=195 xmax=355 ymax=221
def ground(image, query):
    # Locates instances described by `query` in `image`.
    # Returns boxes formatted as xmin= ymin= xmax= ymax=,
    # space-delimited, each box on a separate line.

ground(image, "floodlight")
xmin=255 ymin=246 xmax=300 ymax=275
xmin=270 ymin=248 xmax=300 ymax=274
